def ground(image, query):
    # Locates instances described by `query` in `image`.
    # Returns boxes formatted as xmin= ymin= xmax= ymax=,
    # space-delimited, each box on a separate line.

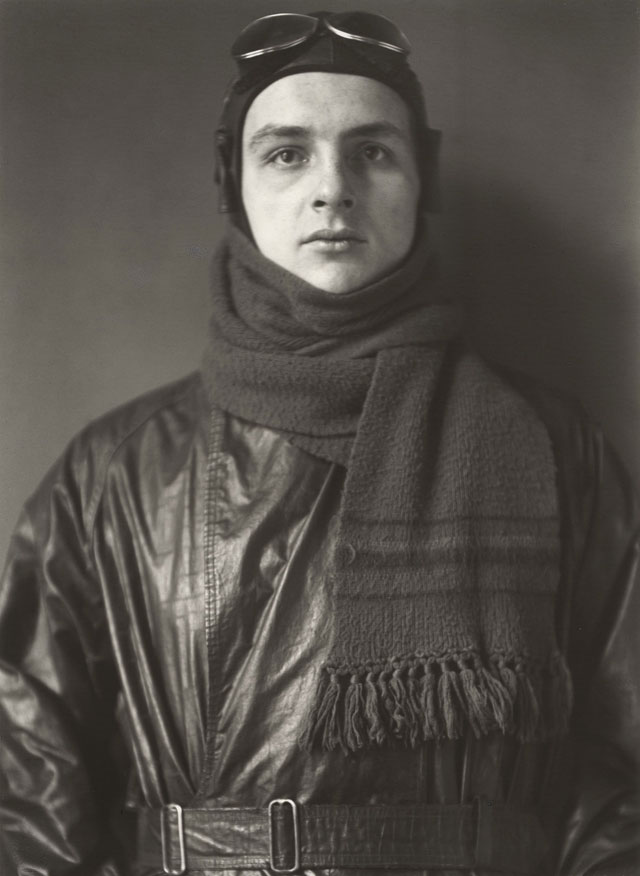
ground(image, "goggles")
xmin=231 ymin=11 xmax=411 ymax=61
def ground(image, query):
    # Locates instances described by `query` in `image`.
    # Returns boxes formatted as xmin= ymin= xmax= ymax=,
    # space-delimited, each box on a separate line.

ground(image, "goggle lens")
xmin=231 ymin=12 xmax=411 ymax=61
xmin=231 ymin=14 xmax=318 ymax=60
xmin=327 ymin=12 xmax=411 ymax=55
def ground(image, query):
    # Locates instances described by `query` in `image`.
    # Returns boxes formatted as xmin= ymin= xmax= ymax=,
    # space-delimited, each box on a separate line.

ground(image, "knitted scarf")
xmin=202 ymin=226 xmax=573 ymax=751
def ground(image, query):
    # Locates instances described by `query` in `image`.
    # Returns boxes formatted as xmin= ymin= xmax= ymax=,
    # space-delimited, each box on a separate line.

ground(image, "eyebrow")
xmin=246 ymin=121 xmax=408 ymax=152
xmin=247 ymin=125 xmax=310 ymax=152
xmin=344 ymin=122 xmax=408 ymax=141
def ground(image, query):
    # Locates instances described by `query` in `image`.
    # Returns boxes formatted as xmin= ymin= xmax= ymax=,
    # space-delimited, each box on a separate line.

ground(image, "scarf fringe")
xmin=299 ymin=654 xmax=573 ymax=752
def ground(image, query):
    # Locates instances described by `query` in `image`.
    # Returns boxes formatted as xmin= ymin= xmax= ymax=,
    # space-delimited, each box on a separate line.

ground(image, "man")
xmin=0 ymin=10 xmax=638 ymax=876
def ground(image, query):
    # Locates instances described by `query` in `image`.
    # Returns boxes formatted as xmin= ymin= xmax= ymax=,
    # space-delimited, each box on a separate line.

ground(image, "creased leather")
xmin=0 ymin=364 xmax=638 ymax=876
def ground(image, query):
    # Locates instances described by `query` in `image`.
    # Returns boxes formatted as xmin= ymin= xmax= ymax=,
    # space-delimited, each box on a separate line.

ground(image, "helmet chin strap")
xmin=214 ymin=126 xmax=238 ymax=214
xmin=214 ymin=124 xmax=257 ymax=241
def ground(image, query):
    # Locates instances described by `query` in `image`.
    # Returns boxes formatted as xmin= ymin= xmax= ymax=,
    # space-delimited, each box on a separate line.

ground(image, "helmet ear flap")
xmin=215 ymin=126 xmax=239 ymax=213
xmin=419 ymin=126 xmax=442 ymax=213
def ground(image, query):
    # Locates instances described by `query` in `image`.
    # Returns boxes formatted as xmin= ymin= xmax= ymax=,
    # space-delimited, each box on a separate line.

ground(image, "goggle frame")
xmin=232 ymin=12 xmax=411 ymax=61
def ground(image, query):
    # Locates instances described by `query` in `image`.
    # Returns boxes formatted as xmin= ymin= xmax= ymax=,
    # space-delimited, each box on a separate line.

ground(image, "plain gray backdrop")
xmin=1 ymin=0 xmax=639 ymax=560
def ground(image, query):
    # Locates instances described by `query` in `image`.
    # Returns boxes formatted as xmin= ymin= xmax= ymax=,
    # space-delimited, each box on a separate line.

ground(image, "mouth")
xmin=302 ymin=228 xmax=365 ymax=252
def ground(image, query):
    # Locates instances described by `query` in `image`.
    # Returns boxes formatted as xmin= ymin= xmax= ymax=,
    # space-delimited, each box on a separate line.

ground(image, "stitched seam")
xmin=195 ymin=404 xmax=225 ymax=799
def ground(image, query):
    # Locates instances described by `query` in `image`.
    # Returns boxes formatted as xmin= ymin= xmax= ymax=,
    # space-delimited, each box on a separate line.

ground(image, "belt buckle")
xmin=161 ymin=803 xmax=186 ymax=875
xmin=268 ymin=798 xmax=300 ymax=873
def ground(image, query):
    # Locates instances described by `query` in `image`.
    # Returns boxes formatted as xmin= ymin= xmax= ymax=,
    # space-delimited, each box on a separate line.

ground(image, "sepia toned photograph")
xmin=1 ymin=2 xmax=638 ymax=874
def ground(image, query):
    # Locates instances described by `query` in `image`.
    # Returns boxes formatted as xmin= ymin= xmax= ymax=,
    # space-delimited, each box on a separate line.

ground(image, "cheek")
xmin=244 ymin=177 xmax=302 ymax=229
xmin=377 ymin=183 xmax=419 ymax=239
xmin=369 ymin=167 xmax=419 ymax=210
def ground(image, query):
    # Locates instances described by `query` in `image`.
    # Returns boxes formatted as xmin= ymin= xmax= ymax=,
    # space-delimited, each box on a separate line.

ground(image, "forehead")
xmin=242 ymin=72 xmax=412 ymax=140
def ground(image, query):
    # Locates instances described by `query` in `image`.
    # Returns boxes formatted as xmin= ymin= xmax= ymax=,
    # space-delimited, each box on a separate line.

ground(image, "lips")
xmin=303 ymin=228 xmax=365 ymax=244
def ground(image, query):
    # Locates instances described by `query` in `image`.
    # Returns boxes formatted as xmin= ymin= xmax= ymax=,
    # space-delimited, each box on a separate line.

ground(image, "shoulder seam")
xmin=84 ymin=373 xmax=201 ymax=543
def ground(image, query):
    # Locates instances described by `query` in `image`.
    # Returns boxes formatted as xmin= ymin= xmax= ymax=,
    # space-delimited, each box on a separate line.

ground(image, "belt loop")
xmin=268 ymin=799 xmax=300 ymax=873
xmin=161 ymin=803 xmax=186 ymax=875
xmin=473 ymin=796 xmax=494 ymax=867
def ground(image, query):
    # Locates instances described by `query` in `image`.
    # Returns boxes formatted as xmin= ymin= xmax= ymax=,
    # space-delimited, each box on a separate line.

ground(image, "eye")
xmin=267 ymin=147 xmax=307 ymax=167
xmin=359 ymin=143 xmax=390 ymax=162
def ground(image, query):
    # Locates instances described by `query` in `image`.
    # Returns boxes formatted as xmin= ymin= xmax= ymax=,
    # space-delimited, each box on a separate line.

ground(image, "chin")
xmin=303 ymin=264 xmax=377 ymax=295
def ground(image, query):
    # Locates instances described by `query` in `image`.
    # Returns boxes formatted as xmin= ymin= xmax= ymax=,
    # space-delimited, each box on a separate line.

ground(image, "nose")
xmin=312 ymin=154 xmax=355 ymax=212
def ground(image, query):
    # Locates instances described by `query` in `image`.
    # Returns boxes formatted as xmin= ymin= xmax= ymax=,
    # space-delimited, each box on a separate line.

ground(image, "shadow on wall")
xmin=441 ymin=176 xmax=639 ymax=486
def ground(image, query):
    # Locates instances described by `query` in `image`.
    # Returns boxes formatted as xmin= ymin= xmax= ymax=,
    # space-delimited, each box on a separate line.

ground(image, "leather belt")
xmin=136 ymin=797 xmax=549 ymax=874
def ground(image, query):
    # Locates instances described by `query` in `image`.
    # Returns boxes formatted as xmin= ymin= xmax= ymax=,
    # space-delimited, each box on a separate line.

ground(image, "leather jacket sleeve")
xmin=554 ymin=423 xmax=640 ymax=875
xmin=508 ymin=373 xmax=640 ymax=875
xmin=0 ymin=443 xmax=130 ymax=875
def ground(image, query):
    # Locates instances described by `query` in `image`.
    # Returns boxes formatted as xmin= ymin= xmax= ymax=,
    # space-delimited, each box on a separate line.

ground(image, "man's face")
xmin=241 ymin=72 xmax=421 ymax=294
